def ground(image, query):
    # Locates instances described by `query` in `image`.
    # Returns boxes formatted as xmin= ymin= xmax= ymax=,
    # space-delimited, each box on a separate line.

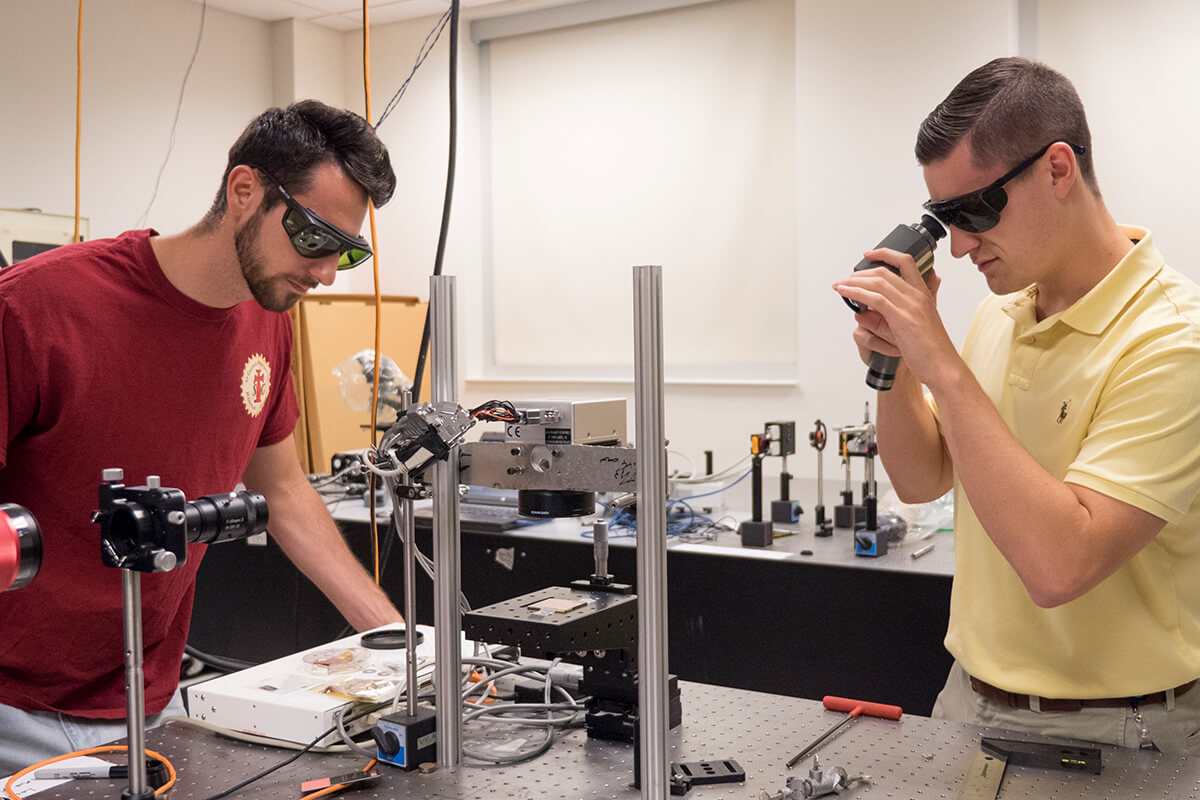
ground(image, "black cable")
xmin=183 ymin=644 xmax=256 ymax=674
xmin=137 ymin=0 xmax=207 ymax=226
xmin=199 ymin=705 xmax=380 ymax=799
xmin=410 ymin=0 xmax=459 ymax=403
xmin=374 ymin=9 xmax=451 ymax=131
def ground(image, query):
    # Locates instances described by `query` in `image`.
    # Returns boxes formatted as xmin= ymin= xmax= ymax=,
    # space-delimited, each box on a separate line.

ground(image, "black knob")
xmin=371 ymin=726 xmax=401 ymax=757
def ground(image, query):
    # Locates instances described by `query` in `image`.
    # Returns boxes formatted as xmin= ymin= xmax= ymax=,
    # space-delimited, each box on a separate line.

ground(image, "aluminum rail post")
xmin=430 ymin=275 xmax=462 ymax=767
xmin=634 ymin=265 xmax=669 ymax=798
xmin=399 ymin=389 xmax=420 ymax=718
xmin=121 ymin=569 xmax=152 ymax=799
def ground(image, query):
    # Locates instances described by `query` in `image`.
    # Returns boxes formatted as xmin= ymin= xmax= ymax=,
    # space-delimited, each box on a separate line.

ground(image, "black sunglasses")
xmin=922 ymin=142 xmax=1087 ymax=234
xmin=250 ymin=166 xmax=373 ymax=270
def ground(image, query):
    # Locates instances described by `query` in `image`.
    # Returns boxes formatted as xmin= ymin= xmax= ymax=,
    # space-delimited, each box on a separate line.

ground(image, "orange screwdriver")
xmin=785 ymin=696 xmax=903 ymax=768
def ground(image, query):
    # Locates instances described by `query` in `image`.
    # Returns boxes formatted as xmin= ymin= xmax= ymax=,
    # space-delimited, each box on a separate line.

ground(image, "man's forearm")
xmin=267 ymin=483 xmax=402 ymax=631
xmin=876 ymin=363 xmax=954 ymax=503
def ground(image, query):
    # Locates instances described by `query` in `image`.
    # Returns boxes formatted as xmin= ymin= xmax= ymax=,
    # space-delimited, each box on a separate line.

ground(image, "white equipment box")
xmin=187 ymin=624 xmax=458 ymax=747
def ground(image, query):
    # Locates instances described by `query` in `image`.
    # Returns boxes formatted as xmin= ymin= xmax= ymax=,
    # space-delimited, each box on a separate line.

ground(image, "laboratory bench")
xmin=190 ymin=486 xmax=955 ymax=716
xmin=25 ymin=681 xmax=1200 ymax=799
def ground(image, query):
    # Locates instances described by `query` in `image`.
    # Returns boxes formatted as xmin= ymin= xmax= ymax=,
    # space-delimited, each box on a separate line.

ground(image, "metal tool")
xmin=957 ymin=737 xmax=1102 ymax=799
xmin=761 ymin=755 xmax=868 ymax=799
xmin=786 ymin=696 xmax=902 ymax=769
xmin=809 ymin=420 xmax=832 ymax=536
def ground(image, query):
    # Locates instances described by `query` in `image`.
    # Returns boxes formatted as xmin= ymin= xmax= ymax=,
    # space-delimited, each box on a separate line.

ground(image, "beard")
xmin=235 ymin=208 xmax=305 ymax=313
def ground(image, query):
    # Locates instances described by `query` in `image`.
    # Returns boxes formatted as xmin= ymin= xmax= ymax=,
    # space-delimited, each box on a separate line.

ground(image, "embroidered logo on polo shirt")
xmin=241 ymin=353 xmax=272 ymax=418
xmin=1057 ymin=399 xmax=1070 ymax=424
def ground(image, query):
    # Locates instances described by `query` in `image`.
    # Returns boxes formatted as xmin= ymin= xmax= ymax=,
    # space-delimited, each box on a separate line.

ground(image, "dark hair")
xmin=202 ymin=100 xmax=396 ymax=226
xmin=915 ymin=57 xmax=1098 ymax=193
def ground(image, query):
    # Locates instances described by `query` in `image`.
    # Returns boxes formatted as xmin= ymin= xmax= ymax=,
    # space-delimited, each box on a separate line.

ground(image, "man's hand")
xmin=834 ymin=246 xmax=958 ymax=392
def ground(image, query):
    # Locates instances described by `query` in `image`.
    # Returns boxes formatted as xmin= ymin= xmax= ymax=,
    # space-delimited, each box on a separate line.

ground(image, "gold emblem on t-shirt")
xmin=241 ymin=353 xmax=272 ymax=417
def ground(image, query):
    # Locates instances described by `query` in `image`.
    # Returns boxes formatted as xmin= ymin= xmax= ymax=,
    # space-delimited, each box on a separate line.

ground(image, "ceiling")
xmin=187 ymin=0 xmax=512 ymax=32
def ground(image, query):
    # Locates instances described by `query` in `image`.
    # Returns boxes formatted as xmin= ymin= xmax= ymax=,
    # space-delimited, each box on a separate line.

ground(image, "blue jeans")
xmin=0 ymin=690 xmax=187 ymax=776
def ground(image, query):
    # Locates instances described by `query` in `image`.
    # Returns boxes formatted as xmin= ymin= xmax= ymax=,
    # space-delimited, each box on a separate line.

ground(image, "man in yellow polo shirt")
xmin=834 ymin=56 xmax=1200 ymax=753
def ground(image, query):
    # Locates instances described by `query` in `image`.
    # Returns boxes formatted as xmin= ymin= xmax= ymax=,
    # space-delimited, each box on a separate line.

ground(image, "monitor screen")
xmin=11 ymin=240 xmax=60 ymax=263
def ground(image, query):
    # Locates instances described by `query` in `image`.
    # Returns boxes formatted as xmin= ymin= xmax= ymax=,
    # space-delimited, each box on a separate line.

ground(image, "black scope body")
xmin=0 ymin=503 xmax=42 ymax=592
xmin=96 ymin=475 xmax=269 ymax=573
xmin=844 ymin=214 xmax=946 ymax=390
xmin=183 ymin=492 xmax=269 ymax=545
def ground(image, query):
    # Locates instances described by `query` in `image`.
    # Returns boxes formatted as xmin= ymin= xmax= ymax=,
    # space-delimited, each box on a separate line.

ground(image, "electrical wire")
xmin=4 ymin=745 xmax=176 ymax=800
xmin=362 ymin=0 xmax=386 ymax=592
xmin=198 ymin=704 xmax=379 ymax=800
xmin=468 ymin=399 xmax=518 ymax=422
xmin=136 ymin=0 xmax=207 ymax=227
xmin=183 ymin=643 xmax=255 ymax=673
xmin=408 ymin=0 xmax=459 ymax=402
xmin=671 ymin=453 xmax=752 ymax=484
xmin=166 ymin=717 xmax=351 ymax=753
xmin=73 ymin=0 xmax=83 ymax=243
xmin=667 ymin=448 xmax=696 ymax=479
xmin=459 ymin=656 xmax=586 ymax=764
xmin=373 ymin=9 xmax=451 ymax=131
xmin=599 ymin=468 xmax=752 ymax=539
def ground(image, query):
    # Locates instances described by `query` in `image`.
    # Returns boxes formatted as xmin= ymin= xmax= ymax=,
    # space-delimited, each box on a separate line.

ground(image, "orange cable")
xmin=5 ymin=745 xmax=176 ymax=800
xmin=73 ymin=0 xmax=83 ymax=242
xmin=363 ymin=0 xmax=382 ymax=587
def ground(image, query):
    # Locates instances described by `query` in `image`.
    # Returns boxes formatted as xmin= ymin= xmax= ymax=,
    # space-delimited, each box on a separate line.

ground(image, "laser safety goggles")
xmin=922 ymin=142 xmax=1086 ymax=234
xmin=251 ymin=166 xmax=373 ymax=270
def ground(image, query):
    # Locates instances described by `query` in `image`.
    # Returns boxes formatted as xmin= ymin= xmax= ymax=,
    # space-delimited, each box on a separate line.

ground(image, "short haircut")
xmin=916 ymin=57 xmax=1098 ymax=193
xmin=203 ymin=100 xmax=396 ymax=226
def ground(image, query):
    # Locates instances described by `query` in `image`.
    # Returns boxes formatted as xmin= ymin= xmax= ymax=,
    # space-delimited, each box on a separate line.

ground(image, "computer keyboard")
xmin=414 ymin=502 xmax=534 ymax=534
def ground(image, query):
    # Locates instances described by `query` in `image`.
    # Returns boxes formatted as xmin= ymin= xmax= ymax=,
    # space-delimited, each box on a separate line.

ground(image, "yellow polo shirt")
xmin=936 ymin=226 xmax=1200 ymax=698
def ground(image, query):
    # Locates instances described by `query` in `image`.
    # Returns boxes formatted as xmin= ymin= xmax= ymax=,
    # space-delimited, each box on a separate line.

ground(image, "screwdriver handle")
xmin=823 ymin=695 xmax=903 ymax=720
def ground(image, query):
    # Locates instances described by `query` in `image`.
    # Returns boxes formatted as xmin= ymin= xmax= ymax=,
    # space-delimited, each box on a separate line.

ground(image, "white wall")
xmin=5 ymin=0 xmax=1200 ymax=508
xmin=1 ymin=0 xmax=275 ymax=238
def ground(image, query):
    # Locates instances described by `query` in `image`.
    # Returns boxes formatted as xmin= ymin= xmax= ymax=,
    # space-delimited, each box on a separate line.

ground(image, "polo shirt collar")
xmin=1002 ymin=225 xmax=1162 ymax=336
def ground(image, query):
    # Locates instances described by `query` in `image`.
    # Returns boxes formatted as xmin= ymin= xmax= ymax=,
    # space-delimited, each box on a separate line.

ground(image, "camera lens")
xmin=0 ymin=503 xmax=43 ymax=592
xmin=184 ymin=491 xmax=269 ymax=545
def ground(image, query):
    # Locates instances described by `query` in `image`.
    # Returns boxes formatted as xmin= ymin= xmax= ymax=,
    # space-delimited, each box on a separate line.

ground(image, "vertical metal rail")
xmin=399 ymin=389 xmax=420 ymax=718
xmin=633 ymin=265 xmax=669 ymax=798
xmin=430 ymin=275 xmax=463 ymax=768
xmin=121 ymin=570 xmax=151 ymax=798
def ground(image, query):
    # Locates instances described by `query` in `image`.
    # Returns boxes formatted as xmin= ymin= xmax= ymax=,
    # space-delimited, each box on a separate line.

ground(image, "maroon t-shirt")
xmin=0 ymin=230 xmax=299 ymax=717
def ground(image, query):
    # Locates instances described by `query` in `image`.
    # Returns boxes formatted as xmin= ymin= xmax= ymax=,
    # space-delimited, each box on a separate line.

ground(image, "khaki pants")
xmin=932 ymin=661 xmax=1200 ymax=756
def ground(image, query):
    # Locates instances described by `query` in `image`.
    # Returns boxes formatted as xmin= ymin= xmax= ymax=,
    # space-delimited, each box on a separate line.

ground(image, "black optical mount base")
xmin=739 ymin=519 xmax=774 ymax=547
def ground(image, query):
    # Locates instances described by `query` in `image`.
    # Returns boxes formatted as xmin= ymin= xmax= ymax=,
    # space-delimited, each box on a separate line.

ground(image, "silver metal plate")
xmin=958 ymin=750 xmax=1007 ymax=800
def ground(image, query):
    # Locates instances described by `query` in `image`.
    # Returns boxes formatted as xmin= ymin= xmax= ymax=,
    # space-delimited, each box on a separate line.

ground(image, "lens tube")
xmin=184 ymin=491 xmax=269 ymax=545
xmin=845 ymin=215 xmax=946 ymax=390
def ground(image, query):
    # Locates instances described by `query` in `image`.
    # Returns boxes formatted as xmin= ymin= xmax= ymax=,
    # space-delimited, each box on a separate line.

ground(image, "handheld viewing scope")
xmin=843 ymin=214 xmax=946 ymax=390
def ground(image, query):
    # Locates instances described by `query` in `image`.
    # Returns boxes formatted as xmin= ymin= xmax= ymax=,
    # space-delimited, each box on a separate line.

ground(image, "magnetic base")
xmin=834 ymin=504 xmax=865 ymax=530
xmin=770 ymin=500 xmax=802 ymax=524
xmin=854 ymin=529 xmax=889 ymax=558
xmin=738 ymin=520 xmax=773 ymax=547
xmin=373 ymin=706 xmax=437 ymax=770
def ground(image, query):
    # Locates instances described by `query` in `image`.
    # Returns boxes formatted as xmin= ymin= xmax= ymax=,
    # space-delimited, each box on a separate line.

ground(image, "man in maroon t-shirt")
xmin=0 ymin=101 xmax=404 ymax=772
